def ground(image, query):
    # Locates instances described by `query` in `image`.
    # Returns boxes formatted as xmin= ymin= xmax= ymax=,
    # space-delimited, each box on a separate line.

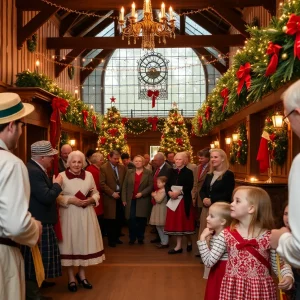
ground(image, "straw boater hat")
xmin=31 ymin=141 xmax=58 ymax=157
xmin=0 ymin=92 xmax=34 ymax=124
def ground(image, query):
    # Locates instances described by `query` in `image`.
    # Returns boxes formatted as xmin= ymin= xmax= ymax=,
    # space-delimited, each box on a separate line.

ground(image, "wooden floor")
xmin=42 ymin=227 xmax=206 ymax=300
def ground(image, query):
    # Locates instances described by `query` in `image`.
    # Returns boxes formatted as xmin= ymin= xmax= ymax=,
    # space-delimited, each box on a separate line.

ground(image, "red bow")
xmin=82 ymin=110 xmax=88 ymax=125
xmin=51 ymin=97 xmax=69 ymax=115
xmin=147 ymin=90 xmax=160 ymax=108
xmin=99 ymin=137 xmax=107 ymax=145
xmin=92 ymin=115 xmax=97 ymax=130
xmin=121 ymin=117 xmax=128 ymax=125
xmin=110 ymin=96 xmax=116 ymax=103
xmin=108 ymin=128 xmax=118 ymax=136
xmin=198 ymin=116 xmax=203 ymax=130
xmin=236 ymin=239 xmax=258 ymax=250
xmin=269 ymin=133 xmax=276 ymax=142
xmin=65 ymin=168 xmax=86 ymax=180
xmin=205 ymin=106 xmax=211 ymax=120
xmin=286 ymin=14 xmax=300 ymax=60
xmin=265 ymin=42 xmax=282 ymax=76
xmin=221 ymin=88 xmax=229 ymax=112
xmin=236 ymin=62 xmax=251 ymax=95
xmin=148 ymin=116 xmax=158 ymax=131
xmin=176 ymin=138 xmax=183 ymax=146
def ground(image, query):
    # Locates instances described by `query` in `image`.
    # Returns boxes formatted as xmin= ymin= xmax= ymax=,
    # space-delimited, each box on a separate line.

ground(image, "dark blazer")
xmin=100 ymin=162 xmax=126 ymax=219
xmin=154 ymin=162 xmax=172 ymax=178
xmin=122 ymin=168 xmax=153 ymax=219
xmin=27 ymin=159 xmax=62 ymax=224
xmin=58 ymin=157 xmax=66 ymax=173
xmin=200 ymin=170 xmax=235 ymax=204
xmin=166 ymin=166 xmax=194 ymax=217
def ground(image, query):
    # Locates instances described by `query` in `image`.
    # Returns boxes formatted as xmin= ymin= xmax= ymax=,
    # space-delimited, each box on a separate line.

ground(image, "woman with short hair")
xmin=57 ymin=150 xmax=105 ymax=292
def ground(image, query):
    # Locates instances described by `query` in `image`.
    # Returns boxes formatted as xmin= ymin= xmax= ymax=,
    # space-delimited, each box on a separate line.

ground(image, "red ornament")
xmin=198 ymin=116 xmax=203 ymax=130
xmin=161 ymin=134 xmax=164 ymax=139
xmin=100 ymin=137 xmax=107 ymax=145
xmin=147 ymin=90 xmax=160 ymax=108
xmin=108 ymin=128 xmax=118 ymax=136
xmin=269 ymin=133 xmax=276 ymax=142
xmin=286 ymin=14 xmax=300 ymax=59
xmin=221 ymin=88 xmax=229 ymax=112
xmin=92 ymin=115 xmax=97 ymax=130
xmin=110 ymin=96 xmax=116 ymax=103
xmin=238 ymin=140 xmax=242 ymax=147
xmin=205 ymin=106 xmax=212 ymax=121
xmin=148 ymin=116 xmax=159 ymax=131
xmin=121 ymin=117 xmax=128 ymax=125
xmin=265 ymin=42 xmax=282 ymax=76
xmin=82 ymin=110 xmax=88 ymax=126
xmin=236 ymin=62 xmax=251 ymax=95
xmin=176 ymin=138 xmax=183 ymax=146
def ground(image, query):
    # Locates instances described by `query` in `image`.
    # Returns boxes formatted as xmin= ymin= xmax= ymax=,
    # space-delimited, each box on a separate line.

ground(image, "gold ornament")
xmin=281 ymin=53 xmax=288 ymax=60
xmin=282 ymin=25 xmax=287 ymax=33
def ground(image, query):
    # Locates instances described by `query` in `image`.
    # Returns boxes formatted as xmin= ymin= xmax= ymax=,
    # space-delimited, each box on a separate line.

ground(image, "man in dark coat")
xmin=21 ymin=140 xmax=63 ymax=300
xmin=58 ymin=144 xmax=72 ymax=172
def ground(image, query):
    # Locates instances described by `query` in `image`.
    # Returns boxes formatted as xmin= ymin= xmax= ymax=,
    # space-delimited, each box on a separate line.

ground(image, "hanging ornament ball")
xmin=282 ymin=25 xmax=287 ymax=33
xmin=281 ymin=53 xmax=288 ymax=60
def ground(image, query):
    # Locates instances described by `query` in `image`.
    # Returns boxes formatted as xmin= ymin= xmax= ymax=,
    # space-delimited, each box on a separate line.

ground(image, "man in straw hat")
xmin=271 ymin=80 xmax=300 ymax=268
xmin=0 ymin=93 xmax=42 ymax=300
xmin=21 ymin=141 xmax=63 ymax=300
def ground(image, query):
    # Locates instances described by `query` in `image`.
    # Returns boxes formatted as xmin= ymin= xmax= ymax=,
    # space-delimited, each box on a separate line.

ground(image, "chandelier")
xmin=119 ymin=0 xmax=176 ymax=50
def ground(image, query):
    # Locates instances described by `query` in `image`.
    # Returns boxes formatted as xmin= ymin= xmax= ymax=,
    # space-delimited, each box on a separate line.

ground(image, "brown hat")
xmin=0 ymin=93 xmax=34 ymax=124
xmin=31 ymin=141 xmax=58 ymax=157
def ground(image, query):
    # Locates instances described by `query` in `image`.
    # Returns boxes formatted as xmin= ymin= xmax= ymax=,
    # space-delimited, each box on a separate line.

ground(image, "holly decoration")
xmin=68 ymin=65 xmax=75 ymax=80
xmin=27 ymin=34 xmax=38 ymax=53
xmin=229 ymin=123 xmax=248 ymax=165
xmin=263 ymin=114 xmax=288 ymax=166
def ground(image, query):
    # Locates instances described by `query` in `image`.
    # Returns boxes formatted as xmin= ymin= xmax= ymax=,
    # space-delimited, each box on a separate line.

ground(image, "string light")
xmin=35 ymin=58 xmax=40 ymax=67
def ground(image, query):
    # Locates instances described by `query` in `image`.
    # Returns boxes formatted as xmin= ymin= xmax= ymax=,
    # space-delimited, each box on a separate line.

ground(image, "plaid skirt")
xmin=21 ymin=224 xmax=62 ymax=280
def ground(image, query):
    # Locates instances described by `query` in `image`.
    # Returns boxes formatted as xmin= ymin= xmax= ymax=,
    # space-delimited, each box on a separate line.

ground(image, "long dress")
xmin=199 ymin=228 xmax=293 ymax=300
xmin=57 ymin=169 xmax=105 ymax=267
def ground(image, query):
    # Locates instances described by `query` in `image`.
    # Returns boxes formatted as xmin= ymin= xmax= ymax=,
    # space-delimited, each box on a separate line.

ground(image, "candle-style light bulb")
xmin=135 ymin=12 xmax=138 ymax=22
xmin=158 ymin=12 xmax=162 ymax=22
xmin=169 ymin=6 xmax=173 ymax=20
xmin=145 ymin=0 xmax=150 ymax=12
xmin=131 ymin=2 xmax=135 ymax=17
xmin=161 ymin=2 xmax=165 ymax=17
xmin=120 ymin=7 xmax=124 ymax=21
xmin=35 ymin=59 xmax=40 ymax=67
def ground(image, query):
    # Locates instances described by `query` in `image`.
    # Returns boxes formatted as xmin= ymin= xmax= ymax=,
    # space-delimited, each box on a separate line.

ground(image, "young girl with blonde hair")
xmin=198 ymin=186 xmax=294 ymax=300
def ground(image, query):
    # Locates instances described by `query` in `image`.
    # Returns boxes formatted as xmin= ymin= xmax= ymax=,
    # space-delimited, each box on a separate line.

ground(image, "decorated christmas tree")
xmin=98 ymin=105 xmax=129 ymax=159
xmin=159 ymin=107 xmax=193 ymax=156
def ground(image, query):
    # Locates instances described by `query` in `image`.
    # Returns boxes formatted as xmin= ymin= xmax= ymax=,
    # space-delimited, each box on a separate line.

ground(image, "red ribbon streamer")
xmin=205 ymin=106 xmax=211 ymax=121
xmin=92 ymin=115 xmax=97 ymax=130
xmin=265 ymin=42 xmax=282 ymax=76
xmin=198 ymin=116 xmax=203 ymax=130
xmin=236 ymin=62 xmax=251 ymax=95
xmin=147 ymin=90 xmax=160 ymax=108
xmin=82 ymin=110 xmax=88 ymax=126
xmin=221 ymin=88 xmax=229 ymax=112
xmin=286 ymin=14 xmax=300 ymax=60
xmin=148 ymin=116 xmax=159 ymax=131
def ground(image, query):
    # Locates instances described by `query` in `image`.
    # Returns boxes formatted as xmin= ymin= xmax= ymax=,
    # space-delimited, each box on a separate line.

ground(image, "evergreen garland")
xmin=68 ymin=65 xmax=75 ymax=80
xmin=229 ymin=123 xmax=248 ymax=165
xmin=27 ymin=34 xmax=38 ymax=53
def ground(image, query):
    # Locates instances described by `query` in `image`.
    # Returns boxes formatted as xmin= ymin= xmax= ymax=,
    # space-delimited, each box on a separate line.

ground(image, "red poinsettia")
xmin=176 ymin=138 xmax=183 ymax=146
xmin=108 ymin=128 xmax=118 ymax=136
xmin=99 ymin=137 xmax=107 ymax=145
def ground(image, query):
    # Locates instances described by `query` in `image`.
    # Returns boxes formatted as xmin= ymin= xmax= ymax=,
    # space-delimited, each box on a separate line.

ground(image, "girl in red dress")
xmin=198 ymin=186 xmax=294 ymax=300
xmin=197 ymin=202 xmax=232 ymax=300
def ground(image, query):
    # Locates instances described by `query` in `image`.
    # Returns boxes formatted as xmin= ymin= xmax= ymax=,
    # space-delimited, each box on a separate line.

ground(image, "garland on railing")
xmin=15 ymin=70 xmax=102 ymax=132
xmin=192 ymin=0 xmax=300 ymax=136
xmin=229 ymin=123 xmax=248 ymax=165
xmin=263 ymin=114 xmax=288 ymax=166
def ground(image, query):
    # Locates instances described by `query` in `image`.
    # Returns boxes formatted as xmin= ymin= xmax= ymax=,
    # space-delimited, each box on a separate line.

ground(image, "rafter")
xmin=80 ymin=50 xmax=114 ymax=84
xmin=212 ymin=6 xmax=250 ymax=38
xmin=47 ymin=35 xmax=245 ymax=50
xmin=193 ymin=48 xmax=227 ymax=74
xmin=17 ymin=6 xmax=58 ymax=49
xmin=16 ymin=0 xmax=267 ymax=11
xmin=54 ymin=49 xmax=86 ymax=77
xmin=59 ymin=13 xmax=81 ymax=37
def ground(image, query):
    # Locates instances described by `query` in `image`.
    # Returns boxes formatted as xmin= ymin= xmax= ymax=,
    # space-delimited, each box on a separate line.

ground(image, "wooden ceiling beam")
xmin=193 ymin=48 xmax=227 ymax=74
xmin=80 ymin=49 xmax=114 ymax=84
xmin=54 ymin=49 xmax=86 ymax=77
xmin=17 ymin=6 xmax=59 ymax=49
xmin=59 ymin=13 xmax=81 ymax=36
xmin=212 ymin=6 xmax=250 ymax=38
xmin=263 ymin=0 xmax=277 ymax=16
xmin=16 ymin=0 xmax=268 ymax=11
xmin=47 ymin=35 xmax=245 ymax=49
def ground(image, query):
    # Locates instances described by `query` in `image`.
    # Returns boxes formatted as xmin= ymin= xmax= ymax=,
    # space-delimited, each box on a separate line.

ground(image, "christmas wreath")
xmin=27 ymin=34 xmax=38 ymax=53
xmin=263 ymin=115 xmax=288 ymax=166
xmin=68 ymin=65 xmax=75 ymax=80
xmin=229 ymin=123 xmax=248 ymax=165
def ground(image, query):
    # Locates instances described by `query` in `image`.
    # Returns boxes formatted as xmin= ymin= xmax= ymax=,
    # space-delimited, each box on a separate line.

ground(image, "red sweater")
xmin=132 ymin=172 xmax=143 ymax=199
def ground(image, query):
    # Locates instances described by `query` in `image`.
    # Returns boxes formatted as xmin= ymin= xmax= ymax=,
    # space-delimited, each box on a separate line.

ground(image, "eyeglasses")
xmin=282 ymin=110 xmax=295 ymax=124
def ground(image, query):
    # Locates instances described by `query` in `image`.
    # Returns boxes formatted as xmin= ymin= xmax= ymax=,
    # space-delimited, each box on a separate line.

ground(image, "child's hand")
xmin=278 ymin=276 xmax=294 ymax=290
xmin=200 ymin=228 xmax=214 ymax=241
xmin=151 ymin=191 xmax=156 ymax=197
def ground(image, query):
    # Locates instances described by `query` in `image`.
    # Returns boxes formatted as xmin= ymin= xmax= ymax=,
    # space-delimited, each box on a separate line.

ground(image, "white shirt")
xmin=0 ymin=139 xmax=39 ymax=246
xmin=277 ymin=153 xmax=300 ymax=268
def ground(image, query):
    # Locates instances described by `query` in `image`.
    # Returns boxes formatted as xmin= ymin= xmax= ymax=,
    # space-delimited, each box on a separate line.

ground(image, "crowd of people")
xmin=2 ymin=81 xmax=300 ymax=300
